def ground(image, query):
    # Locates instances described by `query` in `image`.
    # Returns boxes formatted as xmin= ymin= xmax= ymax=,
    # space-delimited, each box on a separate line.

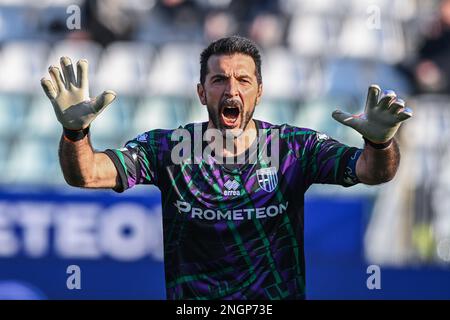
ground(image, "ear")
xmin=197 ymin=83 xmax=207 ymax=105
xmin=255 ymin=83 xmax=263 ymax=105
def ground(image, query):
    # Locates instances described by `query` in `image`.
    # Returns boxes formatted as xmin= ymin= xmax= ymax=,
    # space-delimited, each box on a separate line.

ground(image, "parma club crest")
xmin=256 ymin=167 xmax=278 ymax=193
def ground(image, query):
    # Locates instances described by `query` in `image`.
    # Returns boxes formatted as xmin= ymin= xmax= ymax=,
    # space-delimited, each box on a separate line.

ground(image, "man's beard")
xmin=206 ymin=97 xmax=256 ymax=139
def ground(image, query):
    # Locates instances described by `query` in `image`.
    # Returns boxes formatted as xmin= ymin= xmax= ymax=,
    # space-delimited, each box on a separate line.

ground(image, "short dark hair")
xmin=200 ymin=36 xmax=262 ymax=85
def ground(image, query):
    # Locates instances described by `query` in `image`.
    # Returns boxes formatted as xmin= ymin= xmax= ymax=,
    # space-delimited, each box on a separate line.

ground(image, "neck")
xmin=207 ymin=119 xmax=257 ymax=157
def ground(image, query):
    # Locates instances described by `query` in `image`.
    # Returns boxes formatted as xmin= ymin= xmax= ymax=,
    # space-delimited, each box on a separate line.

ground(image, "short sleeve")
xmin=104 ymin=132 xmax=159 ymax=193
xmin=303 ymin=131 xmax=362 ymax=187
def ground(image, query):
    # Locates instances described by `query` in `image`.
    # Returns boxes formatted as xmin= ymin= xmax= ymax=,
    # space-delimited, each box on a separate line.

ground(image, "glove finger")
xmin=389 ymin=98 xmax=405 ymax=114
xmin=365 ymin=84 xmax=381 ymax=112
xmin=48 ymin=65 xmax=65 ymax=93
xmin=76 ymin=59 xmax=89 ymax=90
xmin=92 ymin=90 xmax=116 ymax=114
xmin=332 ymin=109 xmax=363 ymax=131
xmin=397 ymin=107 xmax=413 ymax=121
xmin=40 ymin=77 xmax=57 ymax=100
xmin=60 ymin=56 xmax=76 ymax=89
xmin=378 ymin=90 xmax=397 ymax=110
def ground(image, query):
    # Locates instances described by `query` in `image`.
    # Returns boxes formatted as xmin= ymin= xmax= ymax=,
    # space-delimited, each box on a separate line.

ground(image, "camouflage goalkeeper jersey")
xmin=104 ymin=120 xmax=362 ymax=300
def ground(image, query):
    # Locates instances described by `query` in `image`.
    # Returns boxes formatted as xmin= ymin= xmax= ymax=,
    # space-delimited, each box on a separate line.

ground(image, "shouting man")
xmin=41 ymin=36 xmax=412 ymax=299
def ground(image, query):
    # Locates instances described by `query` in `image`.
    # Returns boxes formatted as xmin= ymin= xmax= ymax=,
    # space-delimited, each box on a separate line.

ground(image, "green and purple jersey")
xmin=105 ymin=120 xmax=362 ymax=300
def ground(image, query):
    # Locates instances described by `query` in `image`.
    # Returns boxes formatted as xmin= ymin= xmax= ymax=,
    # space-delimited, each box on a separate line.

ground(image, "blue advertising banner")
xmin=0 ymin=187 xmax=166 ymax=299
xmin=1 ymin=187 xmax=449 ymax=299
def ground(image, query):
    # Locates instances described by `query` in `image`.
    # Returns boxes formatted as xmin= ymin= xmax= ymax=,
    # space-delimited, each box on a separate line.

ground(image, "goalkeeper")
xmin=41 ymin=36 xmax=412 ymax=300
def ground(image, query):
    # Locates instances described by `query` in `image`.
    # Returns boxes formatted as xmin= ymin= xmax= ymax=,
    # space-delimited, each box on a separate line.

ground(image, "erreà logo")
xmin=224 ymin=179 xmax=240 ymax=196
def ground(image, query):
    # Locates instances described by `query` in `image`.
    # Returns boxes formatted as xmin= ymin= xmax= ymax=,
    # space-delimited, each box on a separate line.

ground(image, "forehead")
xmin=207 ymin=53 xmax=256 ymax=76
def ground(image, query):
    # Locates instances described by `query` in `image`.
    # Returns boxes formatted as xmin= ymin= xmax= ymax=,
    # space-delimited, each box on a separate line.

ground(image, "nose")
xmin=224 ymin=77 xmax=239 ymax=98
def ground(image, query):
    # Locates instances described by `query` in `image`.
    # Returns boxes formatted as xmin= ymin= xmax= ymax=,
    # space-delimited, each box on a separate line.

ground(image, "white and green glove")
xmin=41 ymin=56 xmax=116 ymax=131
xmin=332 ymin=84 xmax=413 ymax=144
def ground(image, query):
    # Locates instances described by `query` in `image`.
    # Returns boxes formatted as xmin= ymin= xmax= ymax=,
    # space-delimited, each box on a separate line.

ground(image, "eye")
xmin=239 ymin=78 xmax=250 ymax=84
xmin=213 ymin=78 xmax=225 ymax=83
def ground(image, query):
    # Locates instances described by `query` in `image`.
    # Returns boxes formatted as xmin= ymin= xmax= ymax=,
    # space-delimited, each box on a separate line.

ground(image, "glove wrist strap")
xmin=63 ymin=126 xmax=90 ymax=142
xmin=363 ymin=137 xmax=393 ymax=149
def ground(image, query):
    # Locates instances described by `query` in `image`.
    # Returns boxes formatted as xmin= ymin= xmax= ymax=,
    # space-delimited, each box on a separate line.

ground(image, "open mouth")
xmin=221 ymin=103 xmax=241 ymax=128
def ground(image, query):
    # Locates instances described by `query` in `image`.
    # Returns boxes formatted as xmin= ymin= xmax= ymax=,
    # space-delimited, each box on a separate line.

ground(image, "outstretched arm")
xmin=58 ymin=132 xmax=118 ymax=188
xmin=41 ymin=56 xmax=118 ymax=188
xmin=356 ymin=138 xmax=400 ymax=185
xmin=332 ymin=85 xmax=412 ymax=185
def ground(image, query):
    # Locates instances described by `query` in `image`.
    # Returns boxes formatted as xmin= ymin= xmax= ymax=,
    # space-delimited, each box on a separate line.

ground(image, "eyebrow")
xmin=210 ymin=74 xmax=228 ymax=80
xmin=210 ymin=73 xmax=252 ymax=81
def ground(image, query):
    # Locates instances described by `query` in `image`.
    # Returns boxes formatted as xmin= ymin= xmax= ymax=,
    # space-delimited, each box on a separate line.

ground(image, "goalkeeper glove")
xmin=332 ymin=84 xmax=413 ymax=144
xmin=40 ymin=56 xmax=116 ymax=131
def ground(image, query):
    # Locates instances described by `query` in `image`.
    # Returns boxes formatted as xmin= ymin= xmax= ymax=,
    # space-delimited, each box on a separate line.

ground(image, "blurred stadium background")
xmin=0 ymin=0 xmax=450 ymax=299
